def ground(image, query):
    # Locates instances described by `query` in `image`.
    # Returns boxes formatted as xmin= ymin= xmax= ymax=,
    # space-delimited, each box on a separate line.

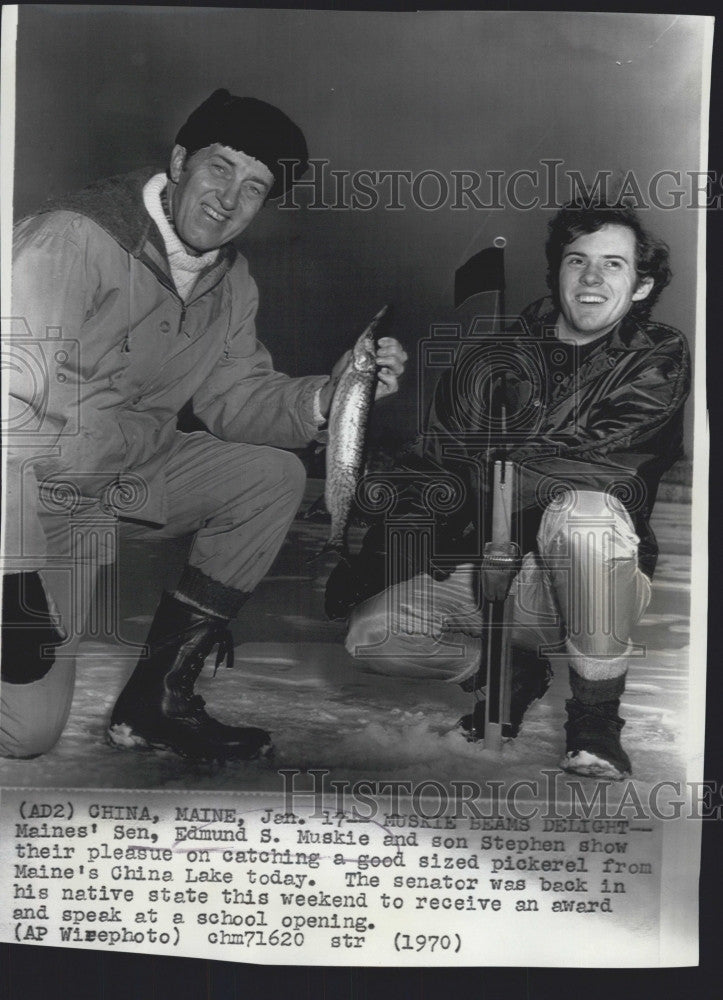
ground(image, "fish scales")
xmin=324 ymin=307 xmax=387 ymax=555
xmin=324 ymin=336 xmax=376 ymax=553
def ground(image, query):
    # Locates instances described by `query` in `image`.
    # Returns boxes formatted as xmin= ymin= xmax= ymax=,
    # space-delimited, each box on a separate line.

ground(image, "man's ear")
xmin=632 ymin=276 xmax=654 ymax=302
xmin=169 ymin=145 xmax=188 ymax=184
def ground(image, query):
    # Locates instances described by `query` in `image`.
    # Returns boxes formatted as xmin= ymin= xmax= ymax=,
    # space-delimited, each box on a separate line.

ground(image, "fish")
xmin=323 ymin=305 xmax=389 ymax=556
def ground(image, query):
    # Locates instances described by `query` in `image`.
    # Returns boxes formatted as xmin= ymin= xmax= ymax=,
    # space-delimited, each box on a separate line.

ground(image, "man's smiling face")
xmin=168 ymin=143 xmax=274 ymax=255
xmin=557 ymin=223 xmax=654 ymax=341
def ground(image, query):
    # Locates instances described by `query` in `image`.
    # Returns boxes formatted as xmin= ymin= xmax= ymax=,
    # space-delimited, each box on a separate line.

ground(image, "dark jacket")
xmin=325 ymin=297 xmax=690 ymax=618
xmin=424 ymin=297 xmax=691 ymax=578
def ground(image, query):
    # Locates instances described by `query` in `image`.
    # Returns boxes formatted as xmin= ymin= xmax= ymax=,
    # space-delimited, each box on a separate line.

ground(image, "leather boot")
xmin=560 ymin=697 xmax=631 ymax=780
xmin=107 ymin=592 xmax=271 ymax=761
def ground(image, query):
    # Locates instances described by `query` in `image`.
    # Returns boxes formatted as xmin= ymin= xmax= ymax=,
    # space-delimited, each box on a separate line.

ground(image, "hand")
xmin=481 ymin=541 xmax=521 ymax=603
xmin=318 ymin=337 xmax=408 ymax=419
xmin=374 ymin=337 xmax=408 ymax=402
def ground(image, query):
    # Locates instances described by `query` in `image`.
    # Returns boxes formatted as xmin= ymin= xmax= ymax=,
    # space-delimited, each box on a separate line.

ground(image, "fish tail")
xmin=320 ymin=538 xmax=347 ymax=559
xmin=303 ymin=492 xmax=328 ymax=520
xmin=305 ymin=536 xmax=348 ymax=566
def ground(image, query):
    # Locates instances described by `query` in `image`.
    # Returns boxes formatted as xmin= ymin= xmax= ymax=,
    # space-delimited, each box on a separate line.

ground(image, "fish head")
xmin=351 ymin=331 xmax=376 ymax=373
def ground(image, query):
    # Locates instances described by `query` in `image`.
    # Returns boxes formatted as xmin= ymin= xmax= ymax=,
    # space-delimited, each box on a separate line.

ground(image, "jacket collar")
xmin=34 ymin=168 xmax=236 ymax=275
xmin=522 ymin=296 xmax=655 ymax=351
xmin=608 ymin=316 xmax=655 ymax=351
xmin=37 ymin=168 xmax=161 ymax=256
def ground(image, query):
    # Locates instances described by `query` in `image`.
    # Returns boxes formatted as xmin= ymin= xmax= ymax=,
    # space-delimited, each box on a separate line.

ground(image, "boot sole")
xmin=107 ymin=723 xmax=273 ymax=763
xmin=560 ymin=750 xmax=630 ymax=781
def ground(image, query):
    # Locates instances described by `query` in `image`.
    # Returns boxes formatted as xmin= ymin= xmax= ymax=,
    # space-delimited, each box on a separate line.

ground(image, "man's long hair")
xmin=545 ymin=202 xmax=672 ymax=322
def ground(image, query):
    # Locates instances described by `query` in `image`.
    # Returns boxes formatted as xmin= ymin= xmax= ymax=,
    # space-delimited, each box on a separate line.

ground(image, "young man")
xmin=335 ymin=202 xmax=690 ymax=780
xmin=2 ymin=88 xmax=407 ymax=762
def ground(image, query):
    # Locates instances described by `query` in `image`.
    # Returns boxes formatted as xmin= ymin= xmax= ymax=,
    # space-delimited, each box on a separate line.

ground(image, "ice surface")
xmin=0 ymin=494 xmax=691 ymax=799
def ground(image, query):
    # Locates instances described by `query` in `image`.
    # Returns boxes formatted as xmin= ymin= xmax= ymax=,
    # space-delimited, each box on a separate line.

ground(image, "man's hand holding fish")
xmin=318 ymin=335 xmax=408 ymax=419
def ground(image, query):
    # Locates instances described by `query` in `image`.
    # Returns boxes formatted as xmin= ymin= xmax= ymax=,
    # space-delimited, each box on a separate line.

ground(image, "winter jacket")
xmin=5 ymin=169 xmax=328 ymax=562
xmin=324 ymin=295 xmax=690 ymax=619
xmin=424 ymin=296 xmax=691 ymax=578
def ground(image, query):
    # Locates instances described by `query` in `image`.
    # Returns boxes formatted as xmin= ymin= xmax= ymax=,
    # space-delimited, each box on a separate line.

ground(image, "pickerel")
xmin=323 ymin=305 xmax=389 ymax=556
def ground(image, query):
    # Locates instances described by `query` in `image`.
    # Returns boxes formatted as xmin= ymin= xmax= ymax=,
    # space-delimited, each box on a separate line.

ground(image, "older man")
xmin=2 ymin=89 xmax=407 ymax=761
xmin=335 ymin=202 xmax=690 ymax=780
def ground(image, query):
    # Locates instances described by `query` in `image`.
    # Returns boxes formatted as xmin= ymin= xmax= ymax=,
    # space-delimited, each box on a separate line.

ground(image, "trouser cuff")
xmin=568 ymin=668 xmax=626 ymax=705
xmin=176 ymin=565 xmax=250 ymax=620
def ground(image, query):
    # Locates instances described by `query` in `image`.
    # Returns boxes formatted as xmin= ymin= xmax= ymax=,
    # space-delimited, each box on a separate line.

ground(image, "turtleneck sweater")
xmin=142 ymin=172 xmax=219 ymax=302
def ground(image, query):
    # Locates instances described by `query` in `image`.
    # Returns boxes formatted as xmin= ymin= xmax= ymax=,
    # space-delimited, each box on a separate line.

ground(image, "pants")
xmin=0 ymin=432 xmax=306 ymax=758
xmin=345 ymin=490 xmax=652 ymax=684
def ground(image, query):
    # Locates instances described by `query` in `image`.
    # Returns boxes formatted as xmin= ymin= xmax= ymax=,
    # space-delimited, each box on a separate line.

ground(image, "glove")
xmin=1 ymin=572 xmax=67 ymax=684
xmin=481 ymin=541 xmax=521 ymax=603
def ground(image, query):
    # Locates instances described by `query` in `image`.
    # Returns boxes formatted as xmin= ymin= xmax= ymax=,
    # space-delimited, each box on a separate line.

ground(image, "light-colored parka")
xmin=5 ymin=169 xmax=327 ymax=565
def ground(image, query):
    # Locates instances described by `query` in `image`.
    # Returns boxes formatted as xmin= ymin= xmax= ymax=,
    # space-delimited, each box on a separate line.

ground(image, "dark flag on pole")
xmin=454 ymin=244 xmax=505 ymax=309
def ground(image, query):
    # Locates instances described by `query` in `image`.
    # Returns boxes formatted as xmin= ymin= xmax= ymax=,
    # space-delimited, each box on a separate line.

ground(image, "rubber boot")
xmin=107 ymin=592 xmax=271 ymax=761
xmin=560 ymin=697 xmax=631 ymax=780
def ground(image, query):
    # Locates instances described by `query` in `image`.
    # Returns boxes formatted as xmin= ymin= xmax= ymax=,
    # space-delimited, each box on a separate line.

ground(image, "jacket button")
xmin=159 ymin=320 xmax=171 ymax=332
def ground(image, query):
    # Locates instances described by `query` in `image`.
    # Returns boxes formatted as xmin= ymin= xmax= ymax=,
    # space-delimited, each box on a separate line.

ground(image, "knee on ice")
xmin=0 ymin=709 xmax=67 ymax=760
